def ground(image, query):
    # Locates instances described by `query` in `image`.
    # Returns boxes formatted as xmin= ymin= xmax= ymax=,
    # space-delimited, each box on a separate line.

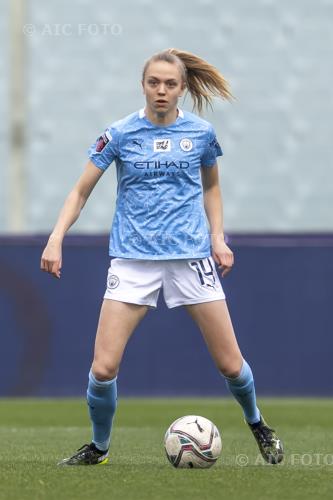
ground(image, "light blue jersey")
xmin=88 ymin=108 xmax=223 ymax=259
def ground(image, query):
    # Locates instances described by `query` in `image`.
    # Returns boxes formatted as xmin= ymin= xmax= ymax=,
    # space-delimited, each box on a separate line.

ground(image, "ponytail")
xmin=142 ymin=48 xmax=233 ymax=113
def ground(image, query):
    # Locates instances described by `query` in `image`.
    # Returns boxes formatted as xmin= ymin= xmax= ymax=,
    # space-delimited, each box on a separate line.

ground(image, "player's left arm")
xmin=201 ymin=163 xmax=234 ymax=277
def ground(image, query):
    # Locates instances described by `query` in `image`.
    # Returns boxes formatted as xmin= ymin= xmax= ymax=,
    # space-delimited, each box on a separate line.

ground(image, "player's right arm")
xmin=40 ymin=160 xmax=104 ymax=279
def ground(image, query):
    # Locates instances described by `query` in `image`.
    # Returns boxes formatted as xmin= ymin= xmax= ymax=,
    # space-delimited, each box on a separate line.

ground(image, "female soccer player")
xmin=41 ymin=49 xmax=283 ymax=465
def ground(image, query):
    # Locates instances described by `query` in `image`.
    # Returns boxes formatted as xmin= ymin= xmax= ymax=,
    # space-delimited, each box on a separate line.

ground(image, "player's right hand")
xmin=40 ymin=237 xmax=62 ymax=279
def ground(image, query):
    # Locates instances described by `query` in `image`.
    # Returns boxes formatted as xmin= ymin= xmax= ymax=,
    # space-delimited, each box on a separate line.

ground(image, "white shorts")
xmin=104 ymin=256 xmax=226 ymax=309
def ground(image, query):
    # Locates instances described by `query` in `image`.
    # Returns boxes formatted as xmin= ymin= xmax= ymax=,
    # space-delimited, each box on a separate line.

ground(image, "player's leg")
xmin=89 ymin=299 xmax=148 ymax=445
xmin=92 ymin=298 xmax=149 ymax=380
xmin=185 ymin=300 xmax=283 ymax=464
xmin=59 ymin=299 xmax=149 ymax=465
xmin=163 ymin=258 xmax=260 ymax=422
xmin=185 ymin=300 xmax=260 ymax=423
xmin=59 ymin=257 xmax=162 ymax=465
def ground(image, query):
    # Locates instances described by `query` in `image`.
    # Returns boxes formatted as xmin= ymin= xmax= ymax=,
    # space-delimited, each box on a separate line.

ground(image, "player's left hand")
xmin=211 ymin=236 xmax=234 ymax=277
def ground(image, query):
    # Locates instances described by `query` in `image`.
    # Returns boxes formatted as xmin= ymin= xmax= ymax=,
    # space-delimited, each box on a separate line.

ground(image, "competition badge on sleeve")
xmin=96 ymin=130 xmax=112 ymax=153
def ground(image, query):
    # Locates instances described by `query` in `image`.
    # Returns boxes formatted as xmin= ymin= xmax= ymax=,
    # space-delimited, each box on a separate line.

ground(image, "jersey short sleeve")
xmin=88 ymin=126 xmax=120 ymax=171
xmin=200 ymin=126 xmax=223 ymax=167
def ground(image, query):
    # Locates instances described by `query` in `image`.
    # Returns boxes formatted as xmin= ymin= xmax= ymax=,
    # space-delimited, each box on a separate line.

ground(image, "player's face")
xmin=142 ymin=61 xmax=185 ymax=119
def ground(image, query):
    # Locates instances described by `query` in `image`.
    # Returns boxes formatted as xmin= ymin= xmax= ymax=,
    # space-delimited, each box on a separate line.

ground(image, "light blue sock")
xmin=86 ymin=369 xmax=117 ymax=451
xmin=224 ymin=359 xmax=260 ymax=424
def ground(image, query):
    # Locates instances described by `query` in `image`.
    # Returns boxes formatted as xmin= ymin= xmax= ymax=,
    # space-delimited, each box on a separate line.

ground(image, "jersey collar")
xmin=139 ymin=108 xmax=184 ymax=119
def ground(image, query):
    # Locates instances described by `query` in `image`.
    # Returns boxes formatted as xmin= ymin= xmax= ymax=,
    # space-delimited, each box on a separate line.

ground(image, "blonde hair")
xmin=142 ymin=48 xmax=233 ymax=113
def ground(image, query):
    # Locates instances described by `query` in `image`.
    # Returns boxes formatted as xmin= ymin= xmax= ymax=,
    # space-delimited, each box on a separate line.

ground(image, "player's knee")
xmin=221 ymin=367 xmax=240 ymax=378
xmin=218 ymin=358 xmax=243 ymax=378
xmin=91 ymin=361 xmax=119 ymax=381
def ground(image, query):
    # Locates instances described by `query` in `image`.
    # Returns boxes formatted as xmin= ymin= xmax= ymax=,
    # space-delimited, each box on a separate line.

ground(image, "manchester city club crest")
xmin=180 ymin=138 xmax=193 ymax=151
xmin=107 ymin=274 xmax=120 ymax=289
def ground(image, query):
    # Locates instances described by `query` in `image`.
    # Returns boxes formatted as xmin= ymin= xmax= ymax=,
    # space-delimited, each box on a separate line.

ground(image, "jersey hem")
xmin=108 ymin=251 xmax=212 ymax=260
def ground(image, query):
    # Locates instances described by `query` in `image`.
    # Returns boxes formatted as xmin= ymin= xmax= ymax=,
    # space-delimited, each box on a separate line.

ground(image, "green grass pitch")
xmin=0 ymin=398 xmax=332 ymax=500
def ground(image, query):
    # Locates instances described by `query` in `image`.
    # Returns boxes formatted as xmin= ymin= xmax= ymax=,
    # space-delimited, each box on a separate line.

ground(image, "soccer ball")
xmin=164 ymin=415 xmax=222 ymax=468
